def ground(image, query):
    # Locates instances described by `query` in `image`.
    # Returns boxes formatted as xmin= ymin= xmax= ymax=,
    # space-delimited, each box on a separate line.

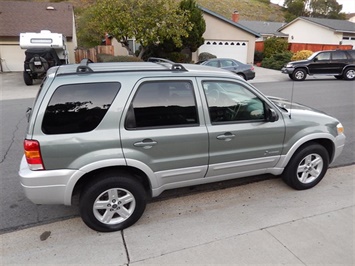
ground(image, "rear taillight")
xmin=250 ymin=66 xmax=255 ymax=71
xmin=24 ymin=140 xmax=44 ymax=170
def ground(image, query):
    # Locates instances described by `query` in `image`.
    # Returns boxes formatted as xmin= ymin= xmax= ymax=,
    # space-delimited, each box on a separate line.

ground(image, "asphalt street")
xmin=0 ymin=68 xmax=354 ymax=265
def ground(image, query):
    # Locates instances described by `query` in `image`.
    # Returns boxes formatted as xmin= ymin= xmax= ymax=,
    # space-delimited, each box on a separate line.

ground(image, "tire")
xmin=334 ymin=75 xmax=343 ymax=80
xmin=236 ymin=73 xmax=246 ymax=80
xmin=79 ymin=172 xmax=147 ymax=232
xmin=291 ymin=69 xmax=307 ymax=81
xmin=282 ymin=143 xmax=329 ymax=190
xmin=23 ymin=71 xmax=33 ymax=86
xmin=343 ymin=67 xmax=355 ymax=80
xmin=288 ymin=74 xmax=293 ymax=80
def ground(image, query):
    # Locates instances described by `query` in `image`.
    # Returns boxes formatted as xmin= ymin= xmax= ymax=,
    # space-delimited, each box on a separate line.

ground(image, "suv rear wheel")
xmin=79 ymin=173 xmax=147 ymax=232
xmin=292 ymin=69 xmax=307 ymax=81
xmin=343 ymin=67 xmax=355 ymax=80
xmin=282 ymin=143 xmax=329 ymax=190
xmin=23 ymin=71 xmax=33 ymax=86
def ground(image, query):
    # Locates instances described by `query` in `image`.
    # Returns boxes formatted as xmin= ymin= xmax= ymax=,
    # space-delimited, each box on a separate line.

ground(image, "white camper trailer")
xmin=20 ymin=30 xmax=69 ymax=85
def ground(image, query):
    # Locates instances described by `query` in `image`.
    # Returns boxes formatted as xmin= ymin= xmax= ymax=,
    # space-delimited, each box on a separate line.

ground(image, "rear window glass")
xmin=42 ymin=82 xmax=120 ymax=134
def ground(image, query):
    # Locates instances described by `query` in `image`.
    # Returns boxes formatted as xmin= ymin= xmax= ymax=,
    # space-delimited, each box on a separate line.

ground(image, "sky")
xmin=270 ymin=0 xmax=355 ymax=13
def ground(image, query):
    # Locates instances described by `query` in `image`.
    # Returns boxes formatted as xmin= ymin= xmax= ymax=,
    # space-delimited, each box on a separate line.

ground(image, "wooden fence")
xmin=255 ymin=41 xmax=353 ymax=53
xmin=75 ymin=45 xmax=114 ymax=63
xmin=288 ymin=43 xmax=353 ymax=52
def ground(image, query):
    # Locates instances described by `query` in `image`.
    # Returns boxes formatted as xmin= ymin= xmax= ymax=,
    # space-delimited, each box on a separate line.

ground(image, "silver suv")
xmin=19 ymin=59 xmax=346 ymax=232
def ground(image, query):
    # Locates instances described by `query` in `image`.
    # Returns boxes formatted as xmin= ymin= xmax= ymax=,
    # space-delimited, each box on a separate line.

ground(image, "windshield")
xmin=307 ymin=51 xmax=320 ymax=60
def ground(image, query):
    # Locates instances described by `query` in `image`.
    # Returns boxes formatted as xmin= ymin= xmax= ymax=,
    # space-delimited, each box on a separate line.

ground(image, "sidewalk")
xmin=1 ymin=165 xmax=354 ymax=265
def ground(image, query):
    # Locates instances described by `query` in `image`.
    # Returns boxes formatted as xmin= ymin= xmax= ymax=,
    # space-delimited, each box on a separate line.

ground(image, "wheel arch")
xmin=70 ymin=166 xmax=152 ymax=205
xmin=277 ymin=136 xmax=335 ymax=170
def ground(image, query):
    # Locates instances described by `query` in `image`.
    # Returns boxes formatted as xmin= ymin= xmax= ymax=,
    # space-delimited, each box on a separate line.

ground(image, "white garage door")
xmin=198 ymin=40 xmax=248 ymax=63
xmin=0 ymin=45 xmax=24 ymax=72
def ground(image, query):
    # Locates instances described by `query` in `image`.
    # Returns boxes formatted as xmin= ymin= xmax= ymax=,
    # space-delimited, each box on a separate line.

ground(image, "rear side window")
xmin=125 ymin=81 xmax=198 ymax=129
xmin=347 ymin=50 xmax=355 ymax=59
xmin=332 ymin=51 xmax=347 ymax=60
xmin=42 ymin=82 xmax=120 ymax=134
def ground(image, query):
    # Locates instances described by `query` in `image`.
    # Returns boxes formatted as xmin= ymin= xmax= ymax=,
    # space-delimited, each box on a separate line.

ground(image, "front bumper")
xmin=19 ymin=156 xmax=77 ymax=205
xmin=332 ymin=133 xmax=346 ymax=163
xmin=281 ymin=67 xmax=294 ymax=74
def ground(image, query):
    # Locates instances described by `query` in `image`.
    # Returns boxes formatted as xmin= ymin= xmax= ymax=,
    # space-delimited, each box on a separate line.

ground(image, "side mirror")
xmin=267 ymin=108 xmax=278 ymax=122
xmin=313 ymin=57 xmax=318 ymax=62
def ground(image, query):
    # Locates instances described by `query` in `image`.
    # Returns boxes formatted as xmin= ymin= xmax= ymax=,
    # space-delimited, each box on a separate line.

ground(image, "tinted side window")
xmin=203 ymin=81 xmax=265 ymax=123
xmin=125 ymin=81 xmax=198 ymax=129
xmin=42 ymin=82 xmax=120 ymax=134
xmin=206 ymin=61 xmax=219 ymax=67
xmin=346 ymin=50 xmax=355 ymax=59
xmin=316 ymin=52 xmax=331 ymax=61
xmin=332 ymin=51 xmax=347 ymax=60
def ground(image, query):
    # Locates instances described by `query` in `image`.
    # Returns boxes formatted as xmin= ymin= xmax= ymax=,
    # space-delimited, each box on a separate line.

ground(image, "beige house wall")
xmin=193 ymin=13 xmax=256 ymax=64
xmin=281 ymin=20 xmax=343 ymax=45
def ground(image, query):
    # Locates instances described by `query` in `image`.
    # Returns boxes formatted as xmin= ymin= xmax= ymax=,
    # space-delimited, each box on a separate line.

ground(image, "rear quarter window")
xmin=42 ymin=82 xmax=120 ymax=134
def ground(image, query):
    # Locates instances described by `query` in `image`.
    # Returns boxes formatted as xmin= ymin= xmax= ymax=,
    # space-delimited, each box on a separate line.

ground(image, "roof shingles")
xmin=0 ymin=1 xmax=74 ymax=37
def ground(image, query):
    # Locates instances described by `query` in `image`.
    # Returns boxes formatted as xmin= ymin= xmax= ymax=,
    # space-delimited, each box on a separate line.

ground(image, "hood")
xmin=268 ymin=96 xmax=324 ymax=113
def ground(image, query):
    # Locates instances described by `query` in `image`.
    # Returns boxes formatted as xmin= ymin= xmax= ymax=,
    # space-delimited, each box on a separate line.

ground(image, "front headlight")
xmin=286 ymin=63 xmax=293 ymax=68
xmin=337 ymin=123 xmax=344 ymax=135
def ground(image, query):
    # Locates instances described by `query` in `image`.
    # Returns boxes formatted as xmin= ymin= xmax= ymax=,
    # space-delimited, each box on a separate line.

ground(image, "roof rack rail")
xmin=147 ymin=57 xmax=187 ymax=71
xmin=76 ymin=58 xmax=94 ymax=73
xmin=147 ymin=57 xmax=175 ymax=64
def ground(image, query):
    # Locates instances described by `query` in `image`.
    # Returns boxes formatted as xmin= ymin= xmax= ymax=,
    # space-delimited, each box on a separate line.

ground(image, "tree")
xmin=179 ymin=0 xmax=206 ymax=53
xmin=79 ymin=0 xmax=192 ymax=58
xmin=309 ymin=0 xmax=345 ymax=19
xmin=284 ymin=0 xmax=346 ymax=20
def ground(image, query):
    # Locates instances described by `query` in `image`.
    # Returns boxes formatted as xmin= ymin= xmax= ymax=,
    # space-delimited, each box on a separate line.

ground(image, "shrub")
xmin=97 ymin=54 xmax=143 ymax=62
xmin=263 ymin=37 xmax=289 ymax=58
xmin=261 ymin=51 xmax=293 ymax=70
xmin=254 ymin=51 xmax=264 ymax=63
xmin=198 ymin=52 xmax=216 ymax=62
xmin=291 ymin=50 xmax=313 ymax=61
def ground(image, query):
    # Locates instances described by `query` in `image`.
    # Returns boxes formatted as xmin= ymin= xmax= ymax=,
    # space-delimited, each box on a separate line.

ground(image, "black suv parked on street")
xmin=282 ymin=49 xmax=355 ymax=81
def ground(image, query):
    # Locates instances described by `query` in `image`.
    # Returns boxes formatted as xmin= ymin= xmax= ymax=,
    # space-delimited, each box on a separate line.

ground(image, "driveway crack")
xmin=0 ymin=115 xmax=26 ymax=164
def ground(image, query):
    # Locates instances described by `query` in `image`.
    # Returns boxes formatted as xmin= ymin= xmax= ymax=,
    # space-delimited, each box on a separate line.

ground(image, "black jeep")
xmin=282 ymin=49 xmax=355 ymax=81
xmin=23 ymin=48 xmax=63 ymax=85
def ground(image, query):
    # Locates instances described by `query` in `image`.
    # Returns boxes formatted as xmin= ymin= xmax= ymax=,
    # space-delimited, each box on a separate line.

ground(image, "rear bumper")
xmin=19 ymin=156 xmax=77 ymax=205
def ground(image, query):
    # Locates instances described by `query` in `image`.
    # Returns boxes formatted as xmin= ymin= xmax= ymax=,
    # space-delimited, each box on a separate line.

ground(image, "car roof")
xmin=51 ymin=60 xmax=238 ymax=78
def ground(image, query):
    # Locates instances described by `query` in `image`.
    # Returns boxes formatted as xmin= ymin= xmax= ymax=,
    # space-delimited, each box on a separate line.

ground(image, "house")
xmin=237 ymin=20 xmax=288 ymax=52
xmin=278 ymin=17 xmax=355 ymax=51
xmin=0 ymin=1 xmax=77 ymax=72
xmin=237 ymin=21 xmax=288 ymax=41
xmin=194 ymin=7 xmax=260 ymax=64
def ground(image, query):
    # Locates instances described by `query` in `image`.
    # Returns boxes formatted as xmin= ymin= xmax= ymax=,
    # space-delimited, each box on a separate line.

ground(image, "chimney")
xmin=232 ymin=10 xmax=239 ymax=22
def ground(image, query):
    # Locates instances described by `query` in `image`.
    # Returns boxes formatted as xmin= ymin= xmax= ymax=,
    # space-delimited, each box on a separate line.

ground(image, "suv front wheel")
xmin=79 ymin=173 xmax=147 ymax=232
xmin=282 ymin=143 xmax=329 ymax=190
xmin=291 ymin=68 xmax=307 ymax=81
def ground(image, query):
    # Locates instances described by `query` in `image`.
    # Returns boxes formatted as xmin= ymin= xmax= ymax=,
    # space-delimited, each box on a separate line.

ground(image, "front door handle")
xmin=134 ymin=139 xmax=158 ymax=149
xmin=217 ymin=133 xmax=235 ymax=141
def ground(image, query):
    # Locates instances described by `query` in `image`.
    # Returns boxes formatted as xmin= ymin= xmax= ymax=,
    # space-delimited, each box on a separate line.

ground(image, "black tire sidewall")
xmin=343 ymin=68 xmax=355 ymax=80
xmin=292 ymin=69 xmax=306 ymax=81
xmin=79 ymin=175 xmax=146 ymax=232
xmin=23 ymin=71 xmax=33 ymax=86
xmin=283 ymin=144 xmax=329 ymax=190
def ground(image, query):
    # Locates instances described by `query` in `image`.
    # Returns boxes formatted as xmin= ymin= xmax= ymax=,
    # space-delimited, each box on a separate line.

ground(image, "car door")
xmin=220 ymin=59 xmax=238 ymax=72
xmin=198 ymin=78 xmax=285 ymax=178
xmin=308 ymin=52 xmax=332 ymax=74
xmin=330 ymin=50 xmax=349 ymax=74
xmin=120 ymin=78 xmax=209 ymax=188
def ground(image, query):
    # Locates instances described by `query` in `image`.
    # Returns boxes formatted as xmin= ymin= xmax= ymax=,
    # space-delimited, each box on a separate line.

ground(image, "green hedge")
xmin=97 ymin=54 xmax=143 ymax=62
xmin=261 ymin=51 xmax=293 ymax=70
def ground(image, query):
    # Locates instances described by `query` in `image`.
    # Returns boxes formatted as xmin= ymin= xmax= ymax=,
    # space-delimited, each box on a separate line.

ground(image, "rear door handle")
xmin=134 ymin=139 xmax=158 ymax=149
xmin=217 ymin=133 xmax=235 ymax=141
